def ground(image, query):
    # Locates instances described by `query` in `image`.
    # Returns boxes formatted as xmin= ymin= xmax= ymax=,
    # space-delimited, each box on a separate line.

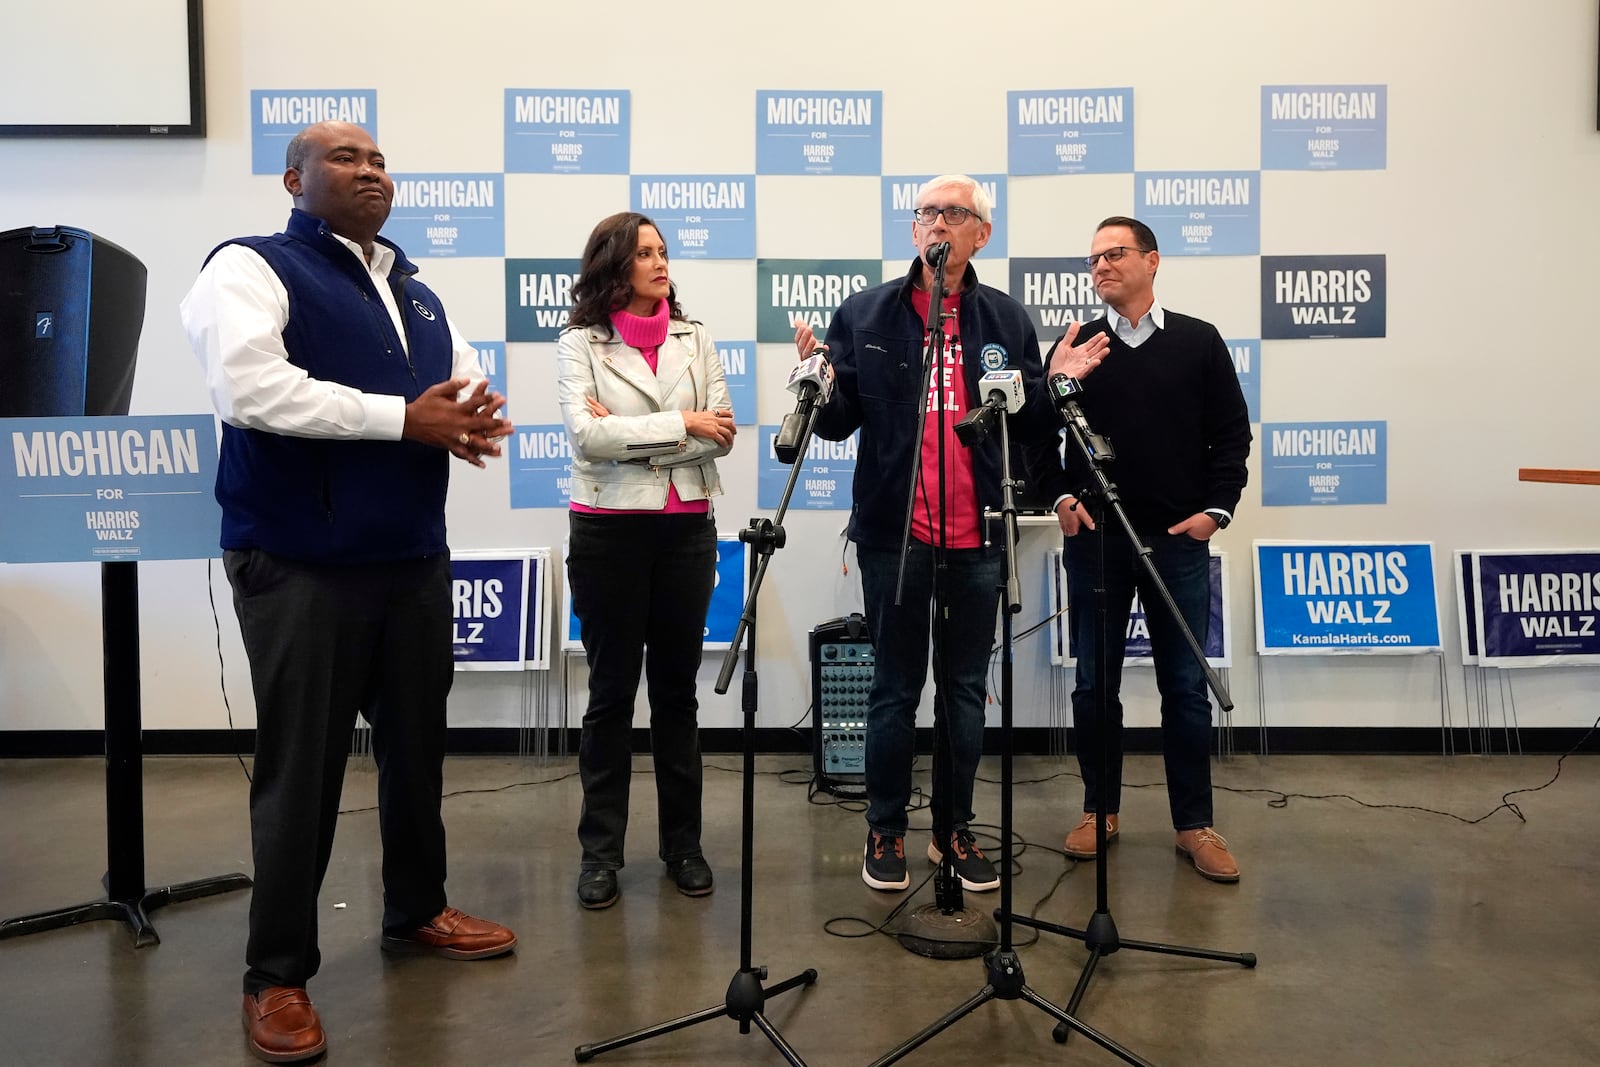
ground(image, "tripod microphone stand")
xmin=1002 ymin=381 xmax=1255 ymax=1050
xmin=573 ymin=411 xmax=820 ymax=1066
xmin=868 ymin=409 xmax=1155 ymax=1067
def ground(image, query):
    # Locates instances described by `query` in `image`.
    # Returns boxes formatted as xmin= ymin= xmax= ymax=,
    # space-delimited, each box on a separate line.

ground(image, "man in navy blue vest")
xmin=181 ymin=121 xmax=517 ymax=1064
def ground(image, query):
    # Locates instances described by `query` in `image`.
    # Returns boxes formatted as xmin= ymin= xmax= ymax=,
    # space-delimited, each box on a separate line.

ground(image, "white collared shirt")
xmin=180 ymin=234 xmax=483 ymax=441
xmin=1106 ymin=297 xmax=1165 ymax=349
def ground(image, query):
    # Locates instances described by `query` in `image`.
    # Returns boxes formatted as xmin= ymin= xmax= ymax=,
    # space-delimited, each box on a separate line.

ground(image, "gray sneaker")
xmin=862 ymin=830 xmax=910 ymax=891
xmin=927 ymin=828 xmax=999 ymax=892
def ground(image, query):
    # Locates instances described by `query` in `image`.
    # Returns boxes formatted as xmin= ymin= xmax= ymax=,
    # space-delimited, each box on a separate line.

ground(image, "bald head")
xmin=282 ymin=122 xmax=393 ymax=251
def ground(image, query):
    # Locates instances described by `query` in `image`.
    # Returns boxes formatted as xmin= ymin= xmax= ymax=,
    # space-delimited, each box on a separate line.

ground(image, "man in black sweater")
xmin=1024 ymin=216 xmax=1252 ymax=881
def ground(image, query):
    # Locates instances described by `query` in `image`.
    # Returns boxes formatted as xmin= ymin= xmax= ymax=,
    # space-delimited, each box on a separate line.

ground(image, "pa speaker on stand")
xmin=808 ymin=613 xmax=872 ymax=799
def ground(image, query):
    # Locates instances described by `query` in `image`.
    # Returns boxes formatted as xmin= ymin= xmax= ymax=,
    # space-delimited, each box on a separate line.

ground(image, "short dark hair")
xmin=1097 ymin=215 xmax=1158 ymax=253
xmin=567 ymin=212 xmax=685 ymax=333
xmin=284 ymin=130 xmax=312 ymax=173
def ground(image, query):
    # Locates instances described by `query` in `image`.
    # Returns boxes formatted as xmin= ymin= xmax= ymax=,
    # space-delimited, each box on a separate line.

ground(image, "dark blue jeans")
xmin=857 ymin=541 xmax=1003 ymax=839
xmin=567 ymin=511 xmax=717 ymax=870
xmin=1064 ymin=528 xmax=1214 ymax=830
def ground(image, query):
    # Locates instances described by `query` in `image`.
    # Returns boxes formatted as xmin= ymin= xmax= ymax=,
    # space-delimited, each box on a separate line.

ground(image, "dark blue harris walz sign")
xmin=1260 ymin=255 xmax=1386 ymax=339
xmin=1471 ymin=550 xmax=1600 ymax=666
xmin=1057 ymin=551 xmax=1229 ymax=667
xmin=450 ymin=556 xmax=529 ymax=670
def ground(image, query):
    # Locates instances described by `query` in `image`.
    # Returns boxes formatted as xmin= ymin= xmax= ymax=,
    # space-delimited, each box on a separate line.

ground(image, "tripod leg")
xmin=1115 ymin=934 xmax=1257 ymax=967
xmin=573 ymin=1002 xmax=730 ymax=1062
xmin=762 ymin=968 xmax=819 ymax=1000
xmin=866 ymin=986 xmax=995 ymax=1067
xmin=1020 ymin=986 xmax=1157 ymax=1067
xmin=749 ymin=1012 xmax=810 ymax=1067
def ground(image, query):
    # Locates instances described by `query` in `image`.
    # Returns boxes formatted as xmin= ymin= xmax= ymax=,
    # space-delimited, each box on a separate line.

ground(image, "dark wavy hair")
xmin=1096 ymin=215 xmax=1158 ymax=253
xmin=567 ymin=212 xmax=685 ymax=333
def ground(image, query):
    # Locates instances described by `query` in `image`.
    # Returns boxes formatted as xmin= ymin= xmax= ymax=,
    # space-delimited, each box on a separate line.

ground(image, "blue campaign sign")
xmin=451 ymin=555 xmax=529 ymax=671
xmin=880 ymin=175 xmax=1007 ymax=260
xmin=1010 ymin=257 xmax=1105 ymax=354
xmin=382 ymin=174 xmax=504 ymax=258
xmin=1455 ymin=550 xmax=1481 ymax=665
xmin=250 ymin=90 xmax=376 ymax=175
xmin=757 ymin=425 xmax=856 ymax=510
xmin=523 ymin=551 xmax=551 ymax=669
xmin=564 ymin=535 xmax=748 ymax=650
xmin=505 ymin=258 xmax=580 ymax=342
xmin=468 ymin=341 xmax=508 ymax=419
xmin=508 ymin=424 xmax=573 ymax=510
xmin=756 ymin=90 xmax=882 ymax=175
xmin=1006 ymin=89 xmax=1134 ymax=175
xmin=631 ymin=175 xmax=755 ymax=259
xmin=0 ymin=415 xmax=223 ymax=563
xmin=1472 ymin=550 xmax=1600 ymax=668
xmin=504 ymin=89 xmax=630 ymax=174
xmin=716 ymin=340 xmax=755 ymax=426
xmin=1225 ymin=338 xmax=1261 ymax=423
xmin=1136 ymin=171 xmax=1260 ymax=256
xmin=1261 ymin=255 xmax=1386 ymax=339
xmin=1261 ymin=85 xmax=1387 ymax=171
xmin=756 ymin=259 xmax=880 ymax=342
xmin=1053 ymin=549 xmax=1232 ymax=668
xmin=1262 ymin=421 xmax=1386 ymax=507
xmin=1254 ymin=541 xmax=1441 ymax=655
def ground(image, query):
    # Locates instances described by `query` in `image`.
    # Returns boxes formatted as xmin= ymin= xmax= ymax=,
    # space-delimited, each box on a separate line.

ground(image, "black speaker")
xmin=0 ymin=225 xmax=147 ymax=417
xmin=809 ymin=613 xmax=873 ymax=797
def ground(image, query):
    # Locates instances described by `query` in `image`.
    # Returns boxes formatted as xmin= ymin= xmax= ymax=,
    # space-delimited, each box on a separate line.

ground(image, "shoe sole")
xmin=1175 ymin=845 xmax=1240 ymax=883
xmin=1063 ymin=831 xmax=1116 ymax=860
xmin=242 ymin=1013 xmax=326 ymax=1065
xmin=925 ymin=843 xmax=999 ymax=892
xmin=861 ymin=845 xmax=910 ymax=891
xmin=674 ymin=883 xmax=714 ymax=898
xmin=578 ymin=893 xmax=619 ymax=911
xmin=379 ymin=936 xmax=518 ymax=959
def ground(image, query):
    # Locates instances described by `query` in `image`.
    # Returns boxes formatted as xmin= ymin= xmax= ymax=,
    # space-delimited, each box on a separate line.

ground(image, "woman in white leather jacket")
xmin=557 ymin=211 xmax=735 ymax=911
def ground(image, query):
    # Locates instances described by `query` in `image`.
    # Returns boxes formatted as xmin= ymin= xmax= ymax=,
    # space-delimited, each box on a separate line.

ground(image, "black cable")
xmin=206 ymin=557 xmax=251 ymax=785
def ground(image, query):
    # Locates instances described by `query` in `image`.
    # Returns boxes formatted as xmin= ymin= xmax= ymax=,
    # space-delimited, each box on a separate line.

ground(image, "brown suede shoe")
xmin=1175 ymin=827 xmax=1240 ymax=882
xmin=241 ymin=987 xmax=325 ymax=1064
xmin=1064 ymin=812 xmax=1118 ymax=859
xmin=380 ymin=906 xmax=517 ymax=960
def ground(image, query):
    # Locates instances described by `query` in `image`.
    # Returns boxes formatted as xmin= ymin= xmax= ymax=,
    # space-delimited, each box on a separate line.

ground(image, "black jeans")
xmin=567 ymin=511 xmax=717 ymax=870
xmin=225 ymin=549 xmax=453 ymax=995
xmin=1064 ymin=528 xmax=1215 ymax=830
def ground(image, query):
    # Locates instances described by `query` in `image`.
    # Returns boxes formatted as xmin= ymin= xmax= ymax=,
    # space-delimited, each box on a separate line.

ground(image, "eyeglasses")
xmin=912 ymin=205 xmax=981 ymax=226
xmin=1085 ymin=246 xmax=1146 ymax=268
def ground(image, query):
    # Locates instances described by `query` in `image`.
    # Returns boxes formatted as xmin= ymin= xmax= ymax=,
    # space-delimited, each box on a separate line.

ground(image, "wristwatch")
xmin=1204 ymin=509 xmax=1231 ymax=529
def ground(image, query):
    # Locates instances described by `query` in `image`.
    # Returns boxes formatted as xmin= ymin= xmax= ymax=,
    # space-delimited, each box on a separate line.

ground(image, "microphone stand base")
xmin=893 ymin=902 xmax=997 ymax=960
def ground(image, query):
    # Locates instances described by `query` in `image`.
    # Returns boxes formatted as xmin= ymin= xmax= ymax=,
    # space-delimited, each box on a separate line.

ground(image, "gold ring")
xmin=458 ymin=432 xmax=470 ymax=445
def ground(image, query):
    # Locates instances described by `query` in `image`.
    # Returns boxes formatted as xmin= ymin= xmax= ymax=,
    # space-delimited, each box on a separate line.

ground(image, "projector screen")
xmin=0 ymin=0 xmax=205 ymax=137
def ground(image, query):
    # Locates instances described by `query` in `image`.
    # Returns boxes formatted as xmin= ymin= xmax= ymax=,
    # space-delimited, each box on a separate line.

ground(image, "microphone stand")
xmin=868 ymin=409 xmax=1154 ymax=1067
xmin=573 ymin=407 xmax=820 ymax=1065
xmin=1001 ymin=394 xmax=1256 ymax=1051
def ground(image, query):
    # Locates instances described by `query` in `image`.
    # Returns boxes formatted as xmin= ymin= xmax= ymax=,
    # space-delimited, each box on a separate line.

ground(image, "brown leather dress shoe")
xmin=1175 ymin=827 xmax=1241 ymax=882
xmin=241 ymin=987 xmax=326 ymax=1064
xmin=1063 ymin=812 xmax=1118 ymax=859
xmin=380 ymin=905 xmax=517 ymax=960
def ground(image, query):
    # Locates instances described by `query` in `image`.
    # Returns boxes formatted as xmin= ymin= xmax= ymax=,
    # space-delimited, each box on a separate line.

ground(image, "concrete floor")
xmin=0 ymin=751 xmax=1596 ymax=1066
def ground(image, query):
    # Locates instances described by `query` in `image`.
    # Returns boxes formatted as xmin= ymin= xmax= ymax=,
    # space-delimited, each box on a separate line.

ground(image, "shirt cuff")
xmin=364 ymin=394 xmax=407 ymax=441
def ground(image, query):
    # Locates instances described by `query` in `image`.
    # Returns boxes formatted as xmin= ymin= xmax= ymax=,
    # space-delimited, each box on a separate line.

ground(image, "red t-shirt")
xmin=908 ymin=288 xmax=980 ymax=548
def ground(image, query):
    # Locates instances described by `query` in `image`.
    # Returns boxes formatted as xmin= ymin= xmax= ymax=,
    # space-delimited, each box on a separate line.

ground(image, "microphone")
xmin=923 ymin=241 xmax=951 ymax=269
xmin=954 ymin=369 xmax=1025 ymax=447
xmin=1048 ymin=372 xmax=1113 ymax=463
xmin=774 ymin=347 xmax=833 ymax=464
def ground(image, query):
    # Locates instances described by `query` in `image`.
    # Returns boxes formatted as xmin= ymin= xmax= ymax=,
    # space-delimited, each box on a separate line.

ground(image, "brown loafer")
xmin=1175 ymin=827 xmax=1240 ymax=882
xmin=1064 ymin=812 xmax=1118 ymax=859
xmin=241 ymin=987 xmax=326 ymax=1064
xmin=380 ymin=906 xmax=517 ymax=960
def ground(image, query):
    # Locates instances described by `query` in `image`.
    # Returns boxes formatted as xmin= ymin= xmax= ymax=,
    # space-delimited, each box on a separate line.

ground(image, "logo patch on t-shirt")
xmin=980 ymin=343 xmax=1007 ymax=370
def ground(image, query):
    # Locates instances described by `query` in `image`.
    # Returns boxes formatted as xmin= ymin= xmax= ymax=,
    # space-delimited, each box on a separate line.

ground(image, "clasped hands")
xmin=404 ymin=377 xmax=513 ymax=469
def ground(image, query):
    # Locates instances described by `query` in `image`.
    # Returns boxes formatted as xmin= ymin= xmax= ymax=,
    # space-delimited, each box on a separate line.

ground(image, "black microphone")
xmin=955 ymin=369 xmax=1024 ymax=447
xmin=923 ymin=241 xmax=951 ymax=269
xmin=774 ymin=347 xmax=832 ymax=465
xmin=1048 ymin=373 xmax=1113 ymax=463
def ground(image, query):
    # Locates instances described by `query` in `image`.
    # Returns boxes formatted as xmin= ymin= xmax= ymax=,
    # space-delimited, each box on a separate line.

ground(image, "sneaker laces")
xmin=950 ymin=829 xmax=982 ymax=860
xmin=871 ymin=833 xmax=904 ymax=861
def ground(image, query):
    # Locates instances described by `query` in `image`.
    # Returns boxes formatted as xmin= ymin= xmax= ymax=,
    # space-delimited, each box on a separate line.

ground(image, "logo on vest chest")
xmin=412 ymin=300 xmax=436 ymax=321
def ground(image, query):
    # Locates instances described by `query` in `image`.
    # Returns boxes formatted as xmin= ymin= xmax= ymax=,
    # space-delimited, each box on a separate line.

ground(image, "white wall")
xmin=2 ymin=0 xmax=1598 ymax=736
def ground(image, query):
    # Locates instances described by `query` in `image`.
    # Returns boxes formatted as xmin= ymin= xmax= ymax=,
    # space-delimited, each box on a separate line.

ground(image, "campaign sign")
xmin=1472 ymin=550 xmax=1600 ymax=668
xmin=382 ymin=173 xmax=504 ymax=258
xmin=880 ymin=175 xmax=1007 ymax=260
xmin=523 ymin=550 xmax=552 ymax=670
xmin=1049 ymin=549 xmax=1231 ymax=668
xmin=250 ymin=89 xmax=376 ymax=175
xmin=1254 ymin=541 xmax=1441 ymax=655
xmin=469 ymin=341 xmax=508 ymax=419
xmin=1261 ymin=85 xmax=1387 ymax=171
xmin=1010 ymin=257 xmax=1105 ymax=353
xmin=757 ymin=424 xmax=856 ymax=510
xmin=504 ymin=89 xmax=629 ymax=174
xmin=451 ymin=555 xmax=529 ymax=671
xmin=1261 ymin=255 xmax=1386 ymax=339
xmin=1225 ymin=338 xmax=1261 ymax=423
xmin=508 ymin=424 xmax=573 ymax=510
xmin=564 ymin=535 xmax=749 ymax=650
xmin=716 ymin=340 xmax=755 ymax=426
xmin=1262 ymin=421 xmax=1386 ymax=507
xmin=1006 ymin=88 xmax=1134 ymax=175
xmin=756 ymin=90 xmax=882 ymax=175
xmin=505 ymin=258 xmax=580 ymax=342
xmin=1136 ymin=171 xmax=1260 ymax=256
xmin=1455 ymin=549 xmax=1481 ymax=665
xmin=631 ymin=175 xmax=755 ymax=259
xmin=756 ymin=259 xmax=880 ymax=342
xmin=0 ymin=415 xmax=223 ymax=563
